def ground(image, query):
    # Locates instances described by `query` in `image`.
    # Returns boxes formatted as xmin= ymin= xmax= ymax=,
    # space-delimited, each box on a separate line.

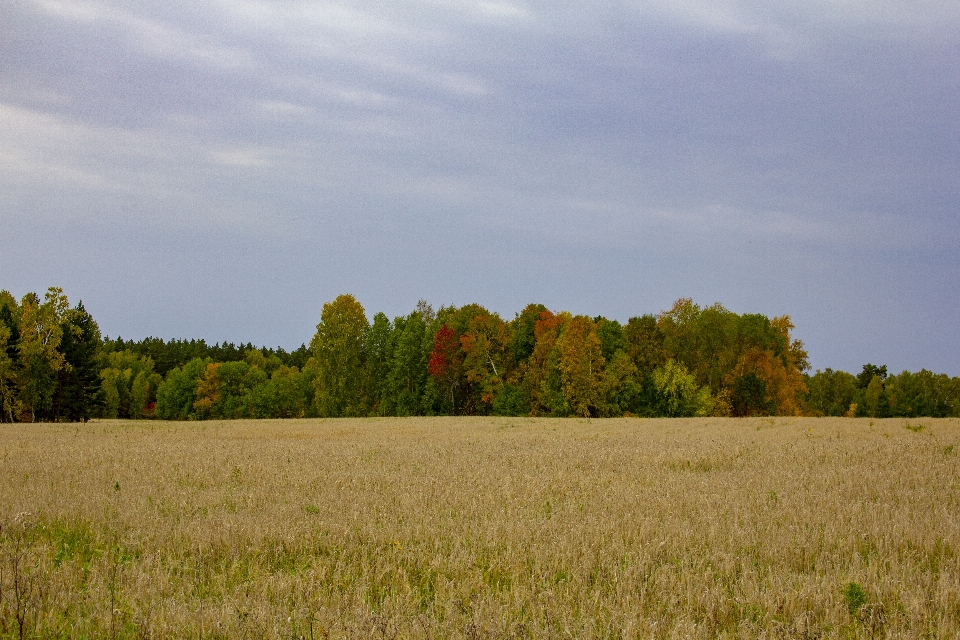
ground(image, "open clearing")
xmin=2 ymin=417 xmax=959 ymax=638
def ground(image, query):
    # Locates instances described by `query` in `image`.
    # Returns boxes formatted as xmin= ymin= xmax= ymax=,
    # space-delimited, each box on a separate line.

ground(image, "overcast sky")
xmin=2 ymin=0 xmax=958 ymax=375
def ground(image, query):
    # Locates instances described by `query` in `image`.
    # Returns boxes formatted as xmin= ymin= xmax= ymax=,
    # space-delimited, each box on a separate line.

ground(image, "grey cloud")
xmin=2 ymin=0 xmax=958 ymax=374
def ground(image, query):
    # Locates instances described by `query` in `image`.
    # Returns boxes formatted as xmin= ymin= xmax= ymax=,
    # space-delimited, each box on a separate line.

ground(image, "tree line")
xmin=2 ymin=288 xmax=958 ymax=422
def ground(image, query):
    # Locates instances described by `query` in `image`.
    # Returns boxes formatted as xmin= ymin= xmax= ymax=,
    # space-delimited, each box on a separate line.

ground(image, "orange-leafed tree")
xmin=554 ymin=315 xmax=605 ymax=417
xmin=521 ymin=310 xmax=566 ymax=415
xmin=193 ymin=363 xmax=221 ymax=419
xmin=459 ymin=312 xmax=508 ymax=410
xmin=727 ymin=347 xmax=806 ymax=416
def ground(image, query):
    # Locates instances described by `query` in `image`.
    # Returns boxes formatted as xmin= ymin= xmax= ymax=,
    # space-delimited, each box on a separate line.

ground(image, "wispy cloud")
xmin=208 ymin=147 xmax=275 ymax=168
xmin=30 ymin=0 xmax=255 ymax=69
xmin=3 ymin=0 xmax=958 ymax=373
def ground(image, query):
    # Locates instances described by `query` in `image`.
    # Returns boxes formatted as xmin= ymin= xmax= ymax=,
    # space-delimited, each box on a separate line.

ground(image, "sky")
xmin=1 ymin=0 xmax=958 ymax=375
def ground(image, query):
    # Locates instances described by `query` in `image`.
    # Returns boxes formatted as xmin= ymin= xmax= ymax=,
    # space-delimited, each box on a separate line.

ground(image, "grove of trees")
xmin=2 ymin=288 xmax=959 ymax=422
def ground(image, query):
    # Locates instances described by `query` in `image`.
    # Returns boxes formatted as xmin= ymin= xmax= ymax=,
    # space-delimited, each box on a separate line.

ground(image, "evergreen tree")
xmin=0 ymin=291 xmax=20 ymax=422
xmin=54 ymin=301 xmax=102 ymax=421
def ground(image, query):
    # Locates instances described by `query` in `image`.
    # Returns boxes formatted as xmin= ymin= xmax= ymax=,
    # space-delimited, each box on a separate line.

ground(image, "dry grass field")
xmin=1 ymin=417 xmax=959 ymax=639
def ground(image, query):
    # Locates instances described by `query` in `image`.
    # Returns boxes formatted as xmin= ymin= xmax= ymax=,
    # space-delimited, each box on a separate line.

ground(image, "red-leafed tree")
xmin=429 ymin=323 xmax=462 ymax=413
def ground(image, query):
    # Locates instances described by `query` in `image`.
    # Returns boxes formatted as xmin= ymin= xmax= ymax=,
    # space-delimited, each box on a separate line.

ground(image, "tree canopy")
xmin=2 ymin=286 xmax=958 ymax=421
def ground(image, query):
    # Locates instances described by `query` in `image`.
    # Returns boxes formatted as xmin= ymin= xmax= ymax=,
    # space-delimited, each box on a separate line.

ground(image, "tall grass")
xmin=1 ymin=417 xmax=958 ymax=638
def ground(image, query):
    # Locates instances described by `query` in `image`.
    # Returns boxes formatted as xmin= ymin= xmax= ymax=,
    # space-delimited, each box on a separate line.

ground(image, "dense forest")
xmin=2 ymin=288 xmax=958 ymax=422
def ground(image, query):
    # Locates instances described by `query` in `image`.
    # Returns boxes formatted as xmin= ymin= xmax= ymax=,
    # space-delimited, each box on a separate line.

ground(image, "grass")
xmin=1 ymin=416 xmax=959 ymax=638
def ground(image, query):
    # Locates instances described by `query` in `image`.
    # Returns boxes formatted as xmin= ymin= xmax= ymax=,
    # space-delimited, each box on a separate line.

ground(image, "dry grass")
xmin=1 ymin=416 xmax=959 ymax=639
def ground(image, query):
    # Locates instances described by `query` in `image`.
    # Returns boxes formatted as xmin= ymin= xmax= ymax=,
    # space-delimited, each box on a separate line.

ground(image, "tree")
xmin=98 ymin=350 xmax=156 ymax=418
xmin=247 ymin=365 xmax=310 ymax=418
xmin=598 ymin=350 xmax=642 ymax=417
xmin=365 ymin=312 xmax=393 ymax=415
xmin=771 ymin=315 xmax=809 ymax=375
xmin=554 ymin=315 xmax=605 ymax=417
xmin=727 ymin=347 xmax=806 ymax=416
xmin=192 ymin=363 xmax=223 ymax=419
xmin=428 ymin=323 xmax=461 ymax=414
xmin=730 ymin=373 xmax=771 ymax=417
xmin=460 ymin=311 xmax=508 ymax=412
xmin=522 ymin=310 xmax=567 ymax=416
xmin=0 ymin=323 xmax=14 ymax=422
xmin=651 ymin=359 xmax=712 ymax=417
xmin=16 ymin=288 xmax=69 ymax=421
xmin=492 ymin=383 xmax=529 ymax=416
xmin=225 ymin=361 xmax=267 ymax=418
xmin=885 ymin=370 xmax=943 ymax=418
xmin=857 ymin=364 xmax=888 ymax=389
xmin=129 ymin=370 xmax=151 ymax=419
xmin=656 ymin=299 xmax=808 ymax=416
xmin=622 ymin=314 xmax=667 ymax=406
xmin=861 ymin=374 xmax=890 ymax=418
xmin=311 ymin=295 xmax=369 ymax=417
xmin=805 ymin=369 xmax=858 ymax=416
xmin=0 ymin=291 xmax=19 ymax=422
xmin=386 ymin=311 xmax=429 ymax=416
xmin=507 ymin=304 xmax=548 ymax=368
xmin=594 ymin=317 xmax=625 ymax=363
xmin=192 ymin=360 xmax=267 ymax=419
xmin=155 ymin=358 xmax=208 ymax=420
xmin=54 ymin=301 xmax=102 ymax=421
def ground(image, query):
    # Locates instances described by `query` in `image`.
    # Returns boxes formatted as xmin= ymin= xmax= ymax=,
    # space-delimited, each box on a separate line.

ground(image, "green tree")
xmin=16 ymin=288 xmax=69 ymax=421
xmin=507 ymin=304 xmax=548 ymax=368
xmin=364 ymin=312 xmax=393 ymax=415
xmin=0 ymin=291 xmax=19 ymax=422
xmin=599 ymin=351 xmax=642 ymax=417
xmin=222 ymin=361 xmax=267 ymax=418
xmin=98 ymin=350 xmax=156 ymax=418
xmin=386 ymin=311 xmax=429 ymax=416
xmin=155 ymin=357 xmax=208 ymax=420
xmin=311 ymin=295 xmax=369 ymax=417
xmin=54 ymin=301 xmax=102 ymax=421
xmin=492 ymin=383 xmax=529 ymax=416
xmin=594 ymin=317 xmax=625 ymax=363
xmin=129 ymin=370 xmax=150 ymax=419
xmin=861 ymin=374 xmax=890 ymax=418
xmin=805 ymin=369 xmax=858 ymax=416
xmin=248 ymin=365 xmax=310 ymax=418
xmin=623 ymin=314 xmax=667 ymax=382
xmin=730 ymin=373 xmax=771 ymax=417
xmin=101 ymin=368 xmax=126 ymax=418
xmin=856 ymin=364 xmax=887 ymax=390
xmin=651 ymin=359 xmax=713 ymax=417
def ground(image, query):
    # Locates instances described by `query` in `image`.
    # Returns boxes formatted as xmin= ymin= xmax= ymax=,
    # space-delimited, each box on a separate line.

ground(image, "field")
xmin=2 ymin=417 xmax=959 ymax=639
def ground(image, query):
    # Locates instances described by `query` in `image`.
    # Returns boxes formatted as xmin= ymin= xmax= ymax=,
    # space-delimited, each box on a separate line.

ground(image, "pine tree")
xmin=55 ymin=301 xmax=103 ymax=421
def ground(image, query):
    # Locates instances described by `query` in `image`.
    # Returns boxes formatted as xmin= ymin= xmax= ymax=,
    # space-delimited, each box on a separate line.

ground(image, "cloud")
xmin=208 ymin=147 xmax=275 ymax=168
xmin=2 ymin=0 xmax=958 ymax=373
xmin=0 ymin=102 xmax=149 ymax=193
xmin=475 ymin=1 xmax=533 ymax=20
xmin=29 ymin=0 xmax=255 ymax=70
xmin=635 ymin=0 xmax=960 ymax=43
xmin=256 ymin=99 xmax=314 ymax=119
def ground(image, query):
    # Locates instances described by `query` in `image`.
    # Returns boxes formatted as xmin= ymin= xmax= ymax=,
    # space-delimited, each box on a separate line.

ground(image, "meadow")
xmin=1 ymin=417 xmax=958 ymax=639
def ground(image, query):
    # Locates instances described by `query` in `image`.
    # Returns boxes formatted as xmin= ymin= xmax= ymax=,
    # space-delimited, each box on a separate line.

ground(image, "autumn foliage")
xmin=3 ymin=287 xmax=960 ymax=421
